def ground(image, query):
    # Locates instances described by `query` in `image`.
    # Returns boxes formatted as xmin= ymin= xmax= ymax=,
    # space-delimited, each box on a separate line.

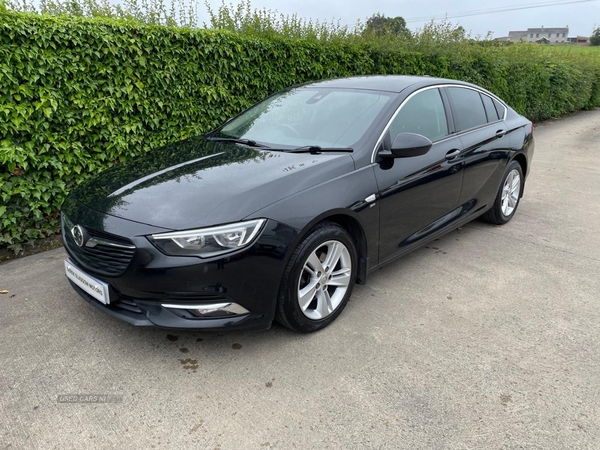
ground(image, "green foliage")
xmin=363 ymin=13 xmax=409 ymax=39
xmin=7 ymin=0 xmax=200 ymax=26
xmin=591 ymin=28 xmax=600 ymax=46
xmin=0 ymin=10 xmax=599 ymax=250
xmin=204 ymin=0 xmax=359 ymax=40
xmin=7 ymin=0 xmax=361 ymax=38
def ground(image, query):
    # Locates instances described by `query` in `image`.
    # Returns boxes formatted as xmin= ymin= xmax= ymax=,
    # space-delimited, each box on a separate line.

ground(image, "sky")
xmin=201 ymin=0 xmax=600 ymax=38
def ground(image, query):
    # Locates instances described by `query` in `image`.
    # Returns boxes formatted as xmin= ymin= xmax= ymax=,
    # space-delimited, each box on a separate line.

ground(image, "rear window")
xmin=493 ymin=98 xmax=506 ymax=119
xmin=481 ymin=94 xmax=500 ymax=122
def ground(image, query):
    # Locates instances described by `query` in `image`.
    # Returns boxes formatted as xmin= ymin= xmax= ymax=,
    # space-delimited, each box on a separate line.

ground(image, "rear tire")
xmin=275 ymin=222 xmax=357 ymax=333
xmin=482 ymin=160 xmax=524 ymax=225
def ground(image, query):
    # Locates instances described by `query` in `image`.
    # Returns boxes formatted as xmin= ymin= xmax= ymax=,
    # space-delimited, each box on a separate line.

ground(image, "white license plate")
xmin=64 ymin=260 xmax=111 ymax=305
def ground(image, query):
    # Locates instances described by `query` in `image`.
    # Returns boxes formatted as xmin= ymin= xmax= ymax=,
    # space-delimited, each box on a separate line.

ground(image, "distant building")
xmin=507 ymin=30 xmax=528 ymax=41
xmin=504 ymin=27 xmax=569 ymax=44
xmin=567 ymin=36 xmax=589 ymax=45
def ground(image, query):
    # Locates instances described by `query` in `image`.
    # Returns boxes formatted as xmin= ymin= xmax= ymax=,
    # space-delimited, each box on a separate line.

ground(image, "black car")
xmin=61 ymin=75 xmax=534 ymax=333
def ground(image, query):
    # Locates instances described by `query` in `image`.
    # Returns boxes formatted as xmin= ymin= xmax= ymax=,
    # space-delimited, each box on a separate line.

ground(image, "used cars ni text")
xmin=61 ymin=76 xmax=534 ymax=333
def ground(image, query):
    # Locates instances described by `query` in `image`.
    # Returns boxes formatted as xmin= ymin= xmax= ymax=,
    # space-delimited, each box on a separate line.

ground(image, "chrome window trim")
xmin=371 ymin=84 xmax=508 ymax=163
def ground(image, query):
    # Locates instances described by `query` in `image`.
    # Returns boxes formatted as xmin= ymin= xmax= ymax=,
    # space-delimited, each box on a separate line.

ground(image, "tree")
xmin=590 ymin=28 xmax=600 ymax=46
xmin=451 ymin=26 xmax=466 ymax=41
xmin=363 ymin=13 xmax=410 ymax=38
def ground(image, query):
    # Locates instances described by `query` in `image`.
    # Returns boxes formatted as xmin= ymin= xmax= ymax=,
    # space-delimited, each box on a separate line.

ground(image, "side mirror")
xmin=380 ymin=133 xmax=433 ymax=159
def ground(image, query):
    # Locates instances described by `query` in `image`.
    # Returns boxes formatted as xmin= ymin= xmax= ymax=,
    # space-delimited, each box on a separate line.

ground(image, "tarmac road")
xmin=1 ymin=110 xmax=600 ymax=449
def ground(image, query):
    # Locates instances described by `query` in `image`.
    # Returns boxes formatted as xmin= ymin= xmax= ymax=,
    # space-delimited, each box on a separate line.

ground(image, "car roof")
xmin=300 ymin=75 xmax=468 ymax=93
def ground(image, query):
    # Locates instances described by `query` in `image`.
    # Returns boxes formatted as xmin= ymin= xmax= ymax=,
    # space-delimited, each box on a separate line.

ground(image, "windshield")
xmin=216 ymin=88 xmax=393 ymax=148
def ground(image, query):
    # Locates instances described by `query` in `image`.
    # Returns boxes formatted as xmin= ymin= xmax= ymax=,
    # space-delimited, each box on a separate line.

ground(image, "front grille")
xmin=62 ymin=215 xmax=136 ymax=277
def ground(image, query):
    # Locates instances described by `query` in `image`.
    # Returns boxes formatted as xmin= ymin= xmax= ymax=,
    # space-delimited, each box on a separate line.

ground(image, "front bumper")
xmin=61 ymin=198 xmax=298 ymax=330
xmin=68 ymin=280 xmax=272 ymax=331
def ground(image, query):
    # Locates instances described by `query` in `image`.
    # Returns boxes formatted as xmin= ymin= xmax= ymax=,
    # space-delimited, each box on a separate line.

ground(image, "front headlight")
xmin=148 ymin=219 xmax=266 ymax=257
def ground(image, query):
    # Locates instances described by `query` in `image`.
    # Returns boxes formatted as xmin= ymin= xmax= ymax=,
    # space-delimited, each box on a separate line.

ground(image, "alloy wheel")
xmin=297 ymin=240 xmax=352 ymax=320
xmin=501 ymin=169 xmax=521 ymax=217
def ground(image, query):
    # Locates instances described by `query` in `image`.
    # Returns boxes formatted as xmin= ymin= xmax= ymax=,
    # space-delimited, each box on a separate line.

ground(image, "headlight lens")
xmin=149 ymin=219 xmax=266 ymax=257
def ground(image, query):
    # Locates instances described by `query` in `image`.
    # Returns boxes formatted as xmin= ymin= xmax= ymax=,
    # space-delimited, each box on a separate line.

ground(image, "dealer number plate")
xmin=64 ymin=260 xmax=110 ymax=305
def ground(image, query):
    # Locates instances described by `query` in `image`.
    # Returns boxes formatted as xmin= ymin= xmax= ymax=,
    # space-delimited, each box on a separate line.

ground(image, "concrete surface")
xmin=1 ymin=110 xmax=600 ymax=450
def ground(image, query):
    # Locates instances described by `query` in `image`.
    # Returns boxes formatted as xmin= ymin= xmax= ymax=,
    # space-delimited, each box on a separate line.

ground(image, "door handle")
xmin=445 ymin=149 xmax=461 ymax=160
xmin=496 ymin=129 xmax=507 ymax=138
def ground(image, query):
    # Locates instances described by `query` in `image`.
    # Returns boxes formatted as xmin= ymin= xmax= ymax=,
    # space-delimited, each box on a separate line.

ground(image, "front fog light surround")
xmin=149 ymin=219 xmax=266 ymax=257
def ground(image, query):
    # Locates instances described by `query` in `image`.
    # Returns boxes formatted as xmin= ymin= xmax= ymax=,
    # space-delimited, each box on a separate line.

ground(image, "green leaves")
xmin=1 ymin=10 xmax=599 ymax=249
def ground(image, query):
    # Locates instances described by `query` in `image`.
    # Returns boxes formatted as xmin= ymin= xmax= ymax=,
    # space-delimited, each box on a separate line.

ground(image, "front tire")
xmin=482 ymin=160 xmax=524 ymax=225
xmin=275 ymin=222 xmax=357 ymax=333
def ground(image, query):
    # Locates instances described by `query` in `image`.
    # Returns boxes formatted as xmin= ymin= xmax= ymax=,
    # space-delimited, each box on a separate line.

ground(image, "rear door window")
xmin=446 ymin=87 xmax=488 ymax=131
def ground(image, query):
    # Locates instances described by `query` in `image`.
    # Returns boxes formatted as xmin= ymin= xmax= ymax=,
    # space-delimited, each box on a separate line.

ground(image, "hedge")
xmin=1 ymin=10 xmax=599 ymax=251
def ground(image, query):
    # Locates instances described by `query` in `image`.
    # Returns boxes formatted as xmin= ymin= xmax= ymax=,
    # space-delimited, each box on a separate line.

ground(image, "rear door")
xmin=373 ymin=87 xmax=464 ymax=263
xmin=445 ymin=86 xmax=512 ymax=208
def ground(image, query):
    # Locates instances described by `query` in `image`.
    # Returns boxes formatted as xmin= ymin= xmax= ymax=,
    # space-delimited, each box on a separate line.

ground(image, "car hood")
xmin=69 ymin=136 xmax=355 ymax=230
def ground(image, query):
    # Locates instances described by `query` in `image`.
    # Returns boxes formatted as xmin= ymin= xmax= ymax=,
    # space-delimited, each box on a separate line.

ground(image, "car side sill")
xmin=366 ymin=205 xmax=490 ymax=275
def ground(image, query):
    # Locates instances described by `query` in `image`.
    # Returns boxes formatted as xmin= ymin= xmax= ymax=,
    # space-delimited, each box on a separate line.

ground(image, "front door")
xmin=373 ymin=87 xmax=464 ymax=263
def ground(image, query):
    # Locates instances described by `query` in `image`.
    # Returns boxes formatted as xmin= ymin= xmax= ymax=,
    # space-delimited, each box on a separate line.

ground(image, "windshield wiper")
xmin=282 ymin=146 xmax=354 ymax=154
xmin=206 ymin=137 xmax=270 ymax=148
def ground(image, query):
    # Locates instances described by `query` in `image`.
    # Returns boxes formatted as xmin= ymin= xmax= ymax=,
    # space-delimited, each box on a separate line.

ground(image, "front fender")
xmin=244 ymin=164 xmax=381 ymax=269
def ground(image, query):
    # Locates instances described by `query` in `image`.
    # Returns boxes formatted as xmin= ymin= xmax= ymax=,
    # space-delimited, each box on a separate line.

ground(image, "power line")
xmin=405 ymin=0 xmax=597 ymax=23
xmin=406 ymin=0 xmax=595 ymax=22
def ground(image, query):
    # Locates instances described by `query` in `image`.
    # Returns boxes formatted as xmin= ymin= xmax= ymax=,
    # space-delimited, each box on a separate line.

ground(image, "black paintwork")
xmin=71 ymin=137 xmax=354 ymax=230
xmin=61 ymin=75 xmax=534 ymax=330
